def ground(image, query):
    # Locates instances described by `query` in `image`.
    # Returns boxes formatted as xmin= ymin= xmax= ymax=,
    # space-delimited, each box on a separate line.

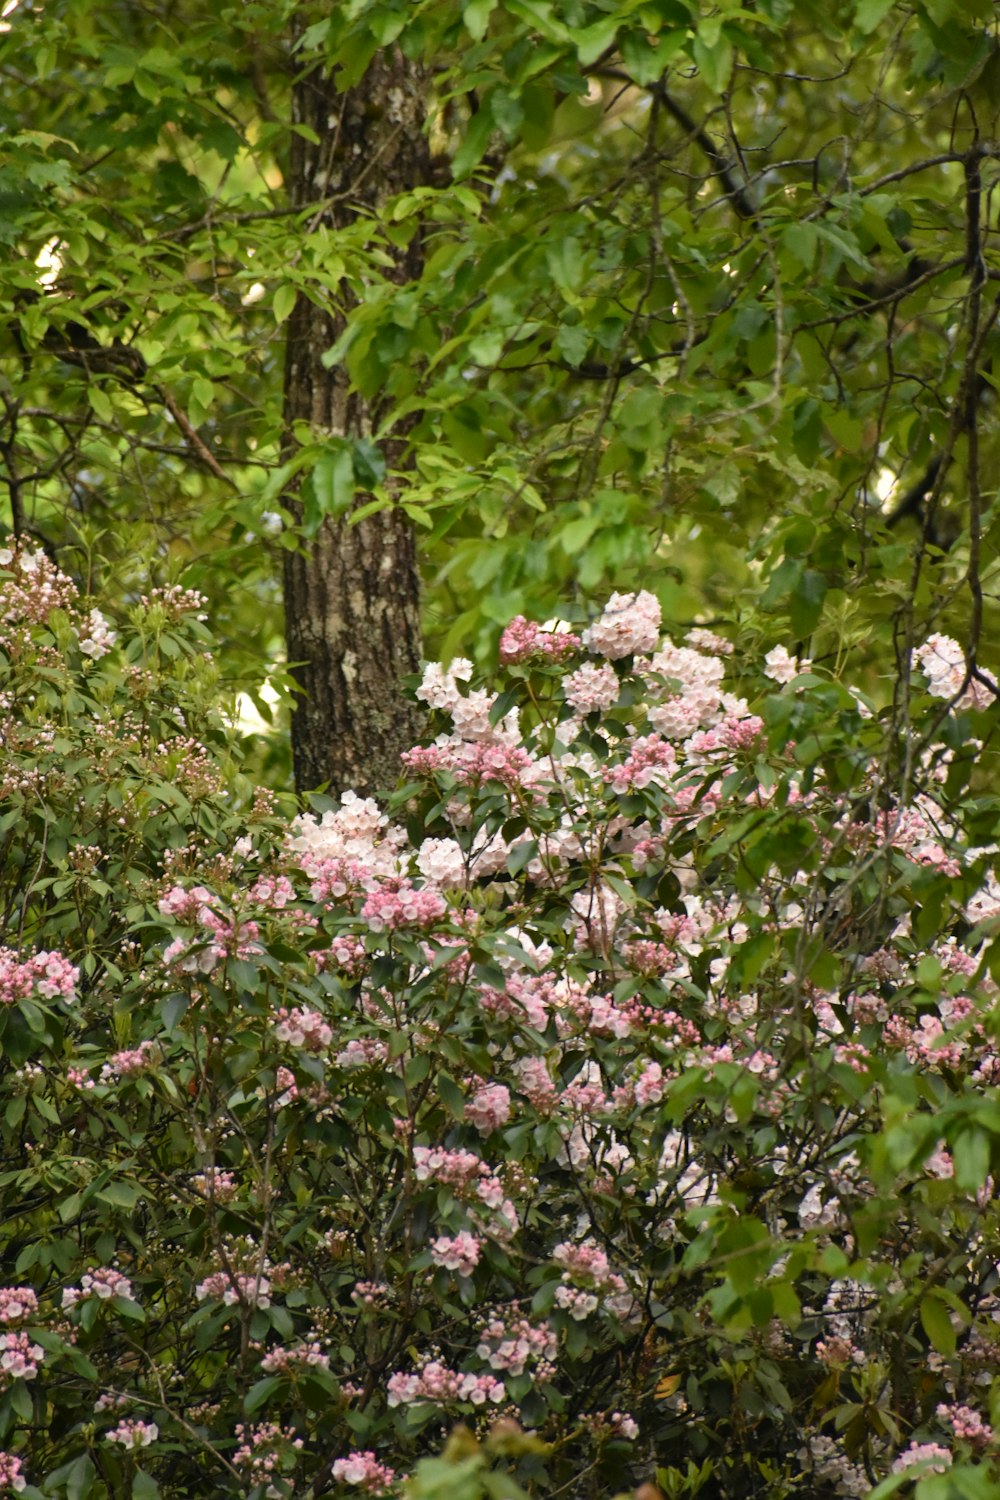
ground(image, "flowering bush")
xmin=3 ymin=552 xmax=1000 ymax=1500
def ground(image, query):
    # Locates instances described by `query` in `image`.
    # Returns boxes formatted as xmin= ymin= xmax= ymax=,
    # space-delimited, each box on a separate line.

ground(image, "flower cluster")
xmin=6 ymin=576 xmax=1000 ymax=1500
xmin=330 ymin=1452 xmax=397 ymax=1492
xmin=0 ymin=1290 xmax=37 ymax=1326
xmin=61 ymin=1268 xmax=134 ymax=1308
xmin=196 ymin=1269 xmax=271 ymax=1309
xmin=0 ymin=1453 xmax=26 ymax=1493
xmin=233 ymin=1421 xmax=303 ymax=1493
xmin=260 ymin=1342 xmax=330 ymax=1375
xmin=386 ymin=1360 xmax=505 ymax=1408
xmin=140 ymin=583 xmax=208 ymax=621
xmin=498 ymin=616 xmax=580 ymax=665
xmin=584 ymin=590 xmax=662 ymax=658
xmin=476 ymin=1312 xmax=557 ymax=1377
xmin=273 ymin=1007 xmax=333 ymax=1051
xmin=76 ymin=607 xmax=117 ymax=659
xmin=0 ymin=1333 xmax=44 ymax=1385
xmin=430 ymin=1232 xmax=481 ymax=1277
xmin=100 ymin=1041 xmax=157 ymax=1082
xmin=191 ymin=1167 xmax=238 ymax=1202
xmin=0 ymin=948 xmax=78 ymax=1006
xmin=359 ymin=879 xmax=448 ymax=932
xmin=891 ymin=1441 xmax=953 ymax=1476
xmin=106 ymin=1421 xmax=158 ymax=1450
xmin=0 ymin=545 xmax=77 ymax=628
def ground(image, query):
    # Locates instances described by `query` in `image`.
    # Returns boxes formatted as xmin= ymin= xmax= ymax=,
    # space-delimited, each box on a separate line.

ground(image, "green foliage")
xmin=1 ymin=0 xmax=997 ymax=723
xmin=4 ymin=553 xmax=1000 ymax=1495
xmin=2 ymin=3 xmax=1000 ymax=1496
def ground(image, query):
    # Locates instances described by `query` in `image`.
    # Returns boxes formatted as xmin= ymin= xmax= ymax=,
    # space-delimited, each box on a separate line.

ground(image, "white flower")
xmin=415 ymin=838 xmax=466 ymax=887
xmin=763 ymin=645 xmax=808 ymax=684
xmin=77 ymin=608 xmax=117 ymax=660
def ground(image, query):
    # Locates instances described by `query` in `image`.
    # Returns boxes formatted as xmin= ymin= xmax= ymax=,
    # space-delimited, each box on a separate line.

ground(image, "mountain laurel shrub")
xmin=2 ymin=546 xmax=1000 ymax=1500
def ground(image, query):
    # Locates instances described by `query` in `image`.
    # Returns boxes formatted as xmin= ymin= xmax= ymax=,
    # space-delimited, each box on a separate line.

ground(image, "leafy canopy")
xmin=2 ymin=0 xmax=998 ymax=716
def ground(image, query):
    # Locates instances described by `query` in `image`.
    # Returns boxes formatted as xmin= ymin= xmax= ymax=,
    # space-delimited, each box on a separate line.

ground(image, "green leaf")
xmin=693 ymin=32 xmax=734 ymax=93
xmin=783 ymin=222 xmax=818 ymax=270
xmin=574 ymin=17 xmax=619 ymax=66
xmin=351 ymin=438 xmax=387 ymax=489
xmin=10 ymin=1379 xmax=32 ymax=1421
xmin=467 ymin=329 xmax=505 ymax=366
xmin=67 ymin=1455 xmax=97 ymax=1500
xmin=159 ymin=994 xmax=189 ymax=1034
xmin=463 ymin=0 xmax=498 ymax=41
xmin=112 ymin=1296 xmax=146 ymax=1321
xmin=452 ymin=99 xmax=496 ymax=179
xmin=920 ymin=1292 xmax=957 ymax=1356
xmin=437 ymin=1073 xmax=466 ymax=1120
xmin=88 ymin=385 xmax=113 ymax=422
xmin=244 ymin=1376 xmax=283 ymax=1414
xmin=505 ymin=0 xmax=570 ymax=43
xmin=132 ymin=1473 xmax=160 ymax=1500
xmin=312 ymin=445 xmax=355 ymax=519
xmin=854 ymin=0 xmax=896 ymax=32
xmin=953 ymin=1127 xmax=990 ymax=1193
xmin=865 ymin=1469 xmax=920 ymax=1500
xmin=555 ymin=322 xmax=589 ymax=367
xmin=546 ymin=237 xmax=584 ymax=294
xmin=273 ymin=283 xmax=297 ymax=324
xmin=96 ymin=1180 xmax=139 ymax=1210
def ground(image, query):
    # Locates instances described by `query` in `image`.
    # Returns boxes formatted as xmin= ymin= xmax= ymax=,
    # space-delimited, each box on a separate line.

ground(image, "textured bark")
xmin=282 ymin=50 xmax=429 ymax=797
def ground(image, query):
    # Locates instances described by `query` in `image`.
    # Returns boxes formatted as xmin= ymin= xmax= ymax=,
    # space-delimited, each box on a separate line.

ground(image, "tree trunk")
xmin=282 ymin=50 xmax=428 ymax=797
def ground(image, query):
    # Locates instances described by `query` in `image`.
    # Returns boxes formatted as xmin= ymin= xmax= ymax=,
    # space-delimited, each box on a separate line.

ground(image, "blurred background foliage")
xmin=1 ymin=0 xmax=998 ymax=783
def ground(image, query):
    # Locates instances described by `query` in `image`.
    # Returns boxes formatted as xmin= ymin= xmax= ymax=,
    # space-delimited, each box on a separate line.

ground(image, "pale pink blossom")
xmin=763 ymin=645 xmax=807 ymax=683
xmin=586 ymin=591 xmax=661 ymax=659
xmin=563 ymin=661 xmax=620 ymax=715
xmin=0 ymin=1290 xmax=37 ymax=1325
xmin=62 ymin=1268 xmax=134 ymax=1309
xmin=0 ymin=1452 xmax=25 ymax=1492
xmin=465 ymin=1082 xmax=511 ymax=1134
xmin=430 ymin=1232 xmax=481 ymax=1277
xmin=0 ymin=1333 xmax=44 ymax=1384
xmin=331 ymin=1451 xmax=397 ymax=1493
xmin=106 ymin=1420 xmax=158 ymax=1450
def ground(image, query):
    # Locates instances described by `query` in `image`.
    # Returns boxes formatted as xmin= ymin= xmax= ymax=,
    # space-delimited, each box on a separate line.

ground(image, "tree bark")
xmin=282 ymin=50 xmax=428 ymax=797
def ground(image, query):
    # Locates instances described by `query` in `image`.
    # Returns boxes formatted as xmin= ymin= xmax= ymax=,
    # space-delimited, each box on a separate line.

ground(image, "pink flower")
xmin=0 ymin=947 xmax=78 ymax=1006
xmin=634 ymin=1062 xmax=666 ymax=1106
xmin=331 ymin=1451 xmax=397 ymax=1493
xmin=191 ymin=1168 xmax=238 ymax=1202
xmin=0 ymin=1333 xmax=44 ymax=1384
xmin=585 ymin=591 xmax=661 ymax=659
xmin=273 ymin=1006 xmax=333 ymax=1051
xmin=937 ymin=1403 xmax=993 ymax=1448
xmin=465 ymin=1083 xmax=511 ymax=1134
xmin=62 ymin=1268 xmax=134 ymax=1309
xmin=361 ymin=879 xmax=447 ymax=932
xmin=430 ymin=1232 xmax=481 ymax=1277
xmin=196 ymin=1269 xmax=271 ymax=1309
xmin=564 ymin=661 xmax=620 ymax=715
xmin=386 ymin=1360 xmax=505 ymax=1408
xmin=101 ymin=1041 xmax=157 ymax=1082
xmin=232 ymin=1422 xmax=304 ymax=1485
xmin=476 ymin=1313 xmax=557 ymax=1375
xmin=0 ymin=1290 xmax=37 ymax=1325
xmin=891 ymin=1441 xmax=951 ymax=1476
xmin=763 ymin=645 xmax=808 ymax=683
xmin=0 ymin=1452 xmax=26 ymax=1492
xmin=261 ymin=1342 xmax=330 ymax=1374
xmin=499 ymin=616 xmax=580 ymax=665
xmin=106 ymin=1420 xmax=158 ymax=1450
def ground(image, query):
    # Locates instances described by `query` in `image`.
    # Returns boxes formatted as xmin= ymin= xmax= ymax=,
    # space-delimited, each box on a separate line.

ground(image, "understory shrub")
xmin=2 ymin=545 xmax=1000 ymax=1500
